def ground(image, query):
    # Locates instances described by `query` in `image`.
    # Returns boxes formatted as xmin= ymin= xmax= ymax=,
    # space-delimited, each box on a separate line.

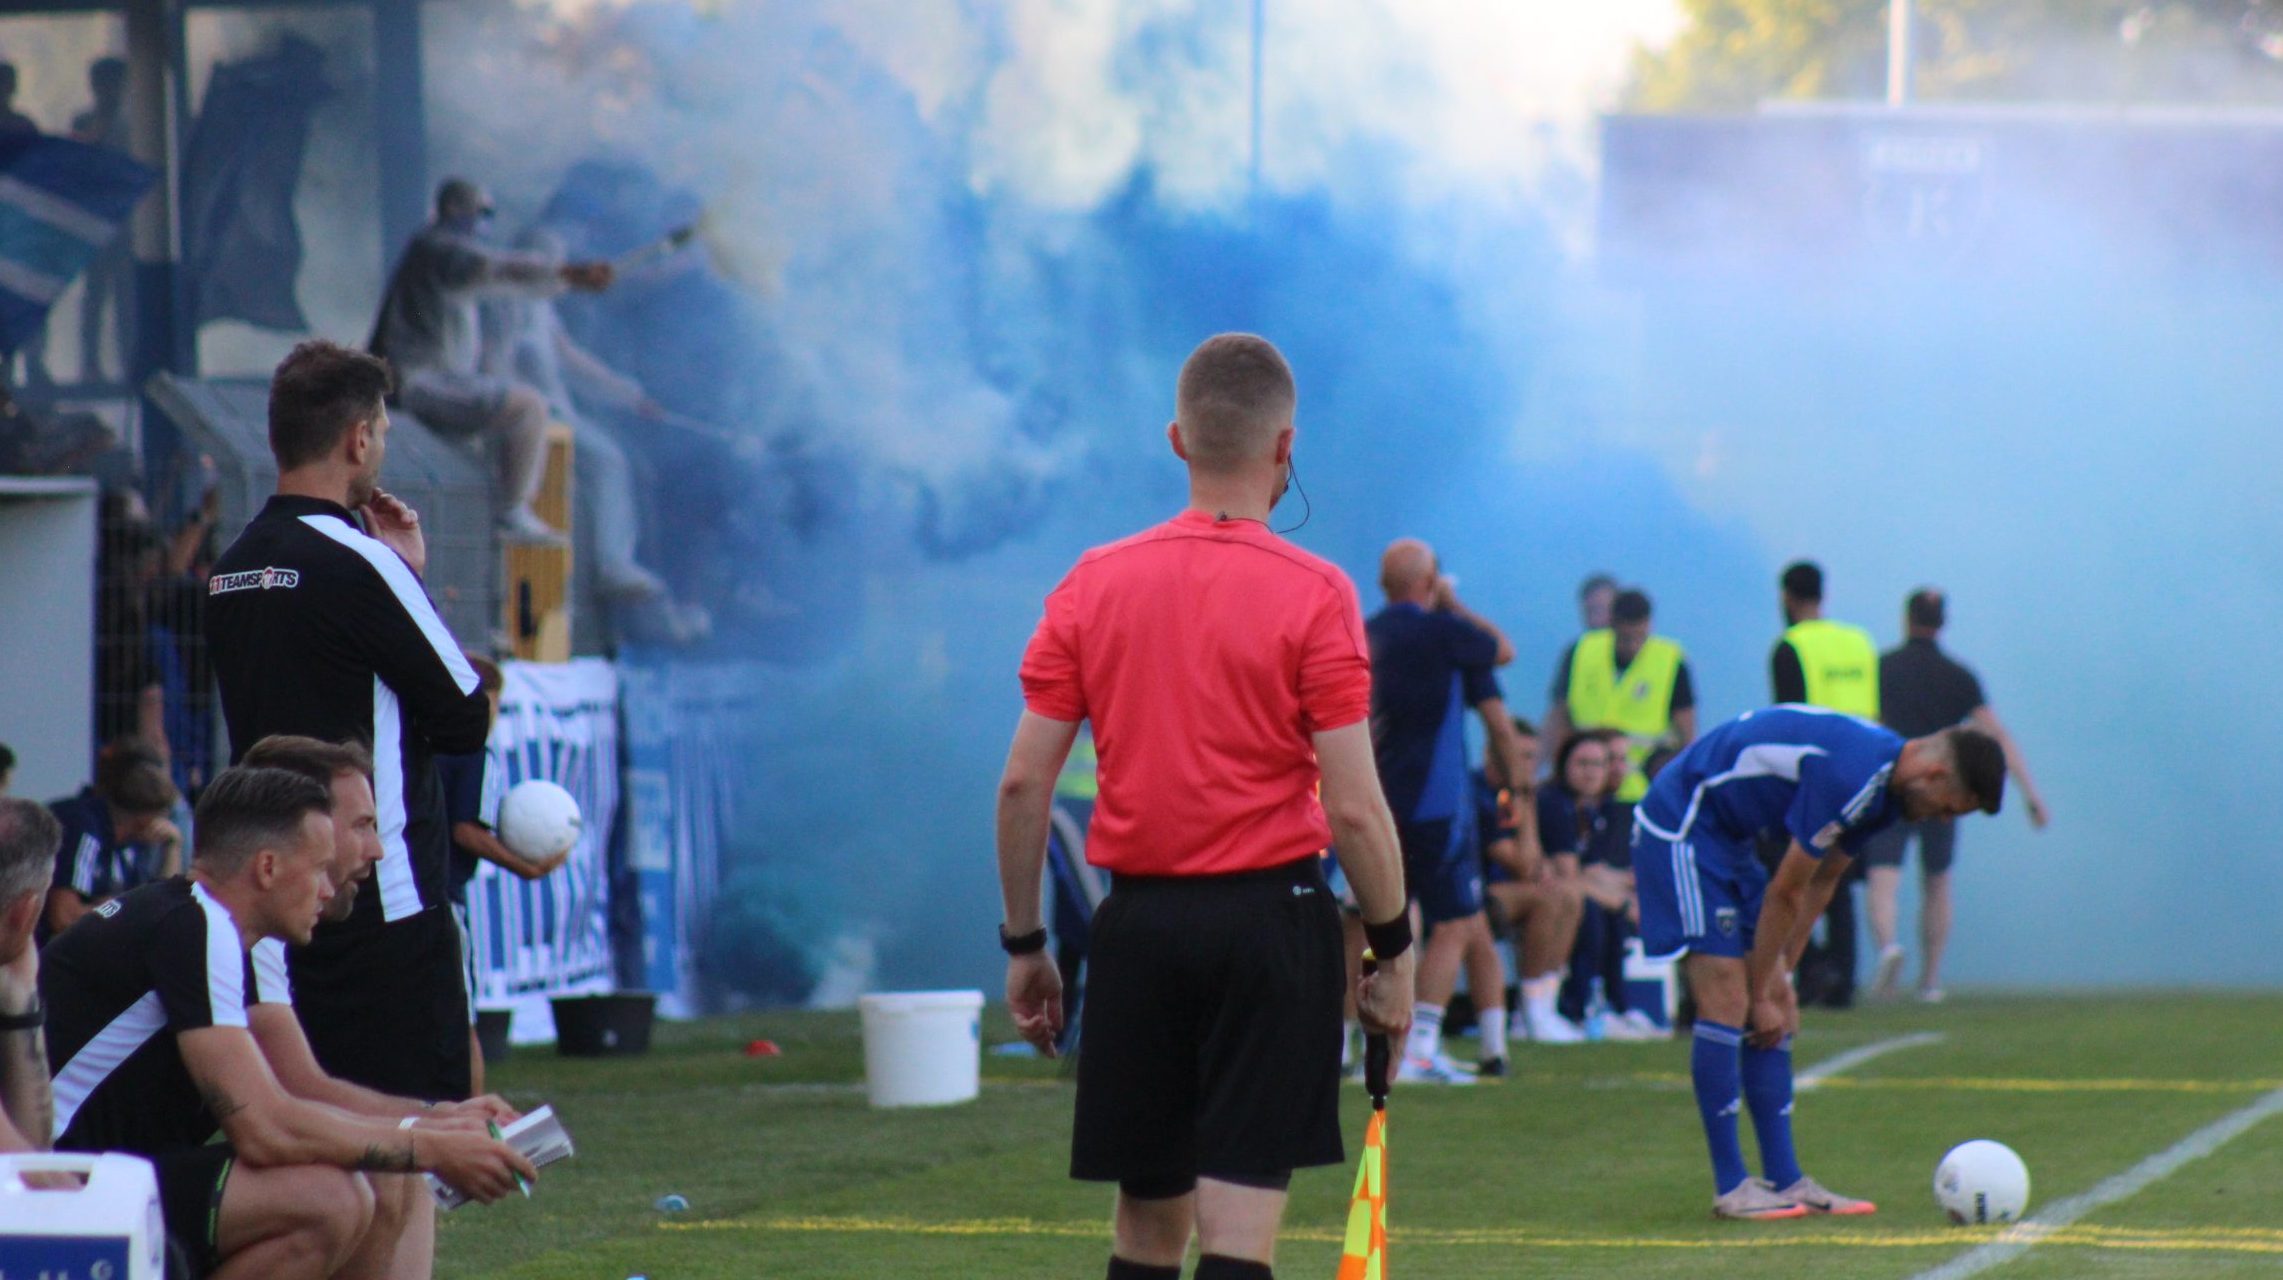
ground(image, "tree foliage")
xmin=1629 ymin=0 xmax=2283 ymax=111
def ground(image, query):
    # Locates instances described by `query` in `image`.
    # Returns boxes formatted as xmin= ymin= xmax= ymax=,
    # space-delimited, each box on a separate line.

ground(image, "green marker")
xmin=489 ymin=1120 xmax=532 ymax=1198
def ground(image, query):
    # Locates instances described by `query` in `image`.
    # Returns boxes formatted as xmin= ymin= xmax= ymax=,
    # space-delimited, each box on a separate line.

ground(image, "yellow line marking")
xmin=1628 ymin=1073 xmax=2283 ymax=1095
xmin=660 ymin=1215 xmax=2283 ymax=1255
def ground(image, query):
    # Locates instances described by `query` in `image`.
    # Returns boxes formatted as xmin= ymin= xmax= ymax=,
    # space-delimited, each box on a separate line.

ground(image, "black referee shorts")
xmin=289 ymin=906 xmax=472 ymax=1102
xmin=1071 ymin=855 xmax=1346 ymax=1187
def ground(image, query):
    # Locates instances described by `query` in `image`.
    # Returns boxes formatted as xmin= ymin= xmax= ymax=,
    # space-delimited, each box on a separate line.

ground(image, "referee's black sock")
xmin=1193 ymin=1256 xmax=1272 ymax=1279
xmin=1105 ymin=1258 xmax=1179 ymax=1280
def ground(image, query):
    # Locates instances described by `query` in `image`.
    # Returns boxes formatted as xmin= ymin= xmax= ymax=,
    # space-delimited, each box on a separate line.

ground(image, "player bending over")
xmin=1632 ymin=705 xmax=2003 ymax=1220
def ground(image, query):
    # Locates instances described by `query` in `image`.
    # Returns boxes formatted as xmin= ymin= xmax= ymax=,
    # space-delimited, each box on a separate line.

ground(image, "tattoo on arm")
xmin=357 ymin=1141 xmax=417 ymax=1172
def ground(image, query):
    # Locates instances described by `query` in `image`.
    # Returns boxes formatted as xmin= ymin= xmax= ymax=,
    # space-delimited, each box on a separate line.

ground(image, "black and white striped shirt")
xmin=207 ymin=495 xmax=491 ymax=927
xmin=41 ymin=878 xmax=256 ymax=1156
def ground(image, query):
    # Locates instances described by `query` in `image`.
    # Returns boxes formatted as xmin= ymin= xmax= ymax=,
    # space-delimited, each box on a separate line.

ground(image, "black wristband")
xmin=1361 ymin=912 xmax=1413 ymax=964
xmin=999 ymin=925 xmax=1048 ymax=956
xmin=0 ymin=1002 xmax=42 ymax=1032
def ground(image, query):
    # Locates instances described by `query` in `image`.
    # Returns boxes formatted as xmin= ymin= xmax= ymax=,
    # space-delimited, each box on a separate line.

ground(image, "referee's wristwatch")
xmin=998 ymin=924 xmax=1048 ymax=956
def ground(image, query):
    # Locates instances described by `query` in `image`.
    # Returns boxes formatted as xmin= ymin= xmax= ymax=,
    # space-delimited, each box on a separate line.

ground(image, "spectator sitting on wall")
xmin=42 ymin=735 xmax=181 ymax=942
xmin=486 ymin=226 xmax=707 ymax=640
xmin=368 ymin=178 xmax=615 ymax=543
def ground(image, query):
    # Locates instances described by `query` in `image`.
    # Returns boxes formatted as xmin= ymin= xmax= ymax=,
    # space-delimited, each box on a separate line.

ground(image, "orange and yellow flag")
xmin=1335 ymin=1108 xmax=1387 ymax=1279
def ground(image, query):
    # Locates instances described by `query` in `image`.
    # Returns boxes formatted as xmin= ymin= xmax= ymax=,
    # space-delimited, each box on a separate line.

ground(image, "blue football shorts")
xmin=1631 ymin=816 xmax=1766 ymax=961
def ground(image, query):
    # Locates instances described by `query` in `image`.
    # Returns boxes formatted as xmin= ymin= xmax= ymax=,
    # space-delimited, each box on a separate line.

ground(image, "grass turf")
xmin=439 ymin=994 xmax=2283 ymax=1278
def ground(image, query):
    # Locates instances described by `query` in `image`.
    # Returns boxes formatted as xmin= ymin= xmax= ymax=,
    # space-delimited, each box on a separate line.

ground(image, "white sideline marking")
xmin=1909 ymin=1087 xmax=2283 ymax=1280
xmin=1797 ymin=1031 xmax=1945 ymax=1091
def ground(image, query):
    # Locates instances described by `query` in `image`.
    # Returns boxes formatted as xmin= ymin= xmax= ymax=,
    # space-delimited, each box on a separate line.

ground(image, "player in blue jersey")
xmin=1633 ymin=705 xmax=2006 ymax=1220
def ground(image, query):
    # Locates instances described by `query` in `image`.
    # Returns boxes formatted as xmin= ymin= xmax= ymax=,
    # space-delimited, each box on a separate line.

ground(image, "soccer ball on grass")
xmin=1934 ymin=1139 xmax=2030 ymax=1225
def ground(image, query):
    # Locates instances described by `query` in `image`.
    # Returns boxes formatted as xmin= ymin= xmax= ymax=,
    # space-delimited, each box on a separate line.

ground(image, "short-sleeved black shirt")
xmin=1878 ymin=637 xmax=1987 ymax=738
xmin=1366 ymin=603 xmax=1503 ymax=823
xmin=43 ymin=877 xmax=255 ymax=1156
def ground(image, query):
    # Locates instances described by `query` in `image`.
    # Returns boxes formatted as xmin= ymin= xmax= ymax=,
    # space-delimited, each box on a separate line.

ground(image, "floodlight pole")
xmin=1887 ymin=0 xmax=1914 ymax=106
xmin=1249 ymin=0 xmax=1264 ymax=200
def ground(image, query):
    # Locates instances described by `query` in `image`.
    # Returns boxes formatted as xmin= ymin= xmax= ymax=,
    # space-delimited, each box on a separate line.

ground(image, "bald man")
xmin=1366 ymin=539 xmax=1520 ymax=1084
xmin=999 ymin=334 xmax=1413 ymax=1280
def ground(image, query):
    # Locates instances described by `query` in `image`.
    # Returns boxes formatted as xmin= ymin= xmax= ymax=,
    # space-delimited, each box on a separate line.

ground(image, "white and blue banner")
xmin=468 ymin=658 xmax=620 ymax=1042
xmin=0 ymin=135 xmax=153 ymax=354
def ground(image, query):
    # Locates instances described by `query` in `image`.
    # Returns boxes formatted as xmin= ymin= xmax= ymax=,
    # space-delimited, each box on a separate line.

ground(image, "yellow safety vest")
xmin=1782 ymin=619 xmax=1881 ymax=718
xmin=1056 ymin=733 xmax=1098 ymax=801
xmin=1565 ymin=630 xmax=1683 ymax=803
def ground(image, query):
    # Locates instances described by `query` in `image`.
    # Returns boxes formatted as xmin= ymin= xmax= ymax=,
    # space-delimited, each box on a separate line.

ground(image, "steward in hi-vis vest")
xmin=1562 ymin=588 xmax=1696 ymax=802
xmin=1772 ymin=561 xmax=1880 ymax=719
xmin=1780 ymin=619 xmax=1880 ymax=718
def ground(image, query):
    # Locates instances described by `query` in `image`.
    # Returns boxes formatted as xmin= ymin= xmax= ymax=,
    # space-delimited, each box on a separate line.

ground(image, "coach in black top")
xmin=1862 ymin=588 xmax=2051 ymax=1001
xmin=206 ymin=340 xmax=492 ymax=1102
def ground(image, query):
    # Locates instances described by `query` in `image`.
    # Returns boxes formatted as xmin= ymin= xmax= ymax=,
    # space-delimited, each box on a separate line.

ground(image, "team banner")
xmin=468 ymin=658 xmax=620 ymax=1039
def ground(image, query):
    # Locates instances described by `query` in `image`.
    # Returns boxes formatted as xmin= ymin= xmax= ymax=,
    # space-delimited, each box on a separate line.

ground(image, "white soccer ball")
xmin=498 ymin=780 xmax=582 ymax=860
xmin=1934 ymin=1139 xmax=2031 ymax=1225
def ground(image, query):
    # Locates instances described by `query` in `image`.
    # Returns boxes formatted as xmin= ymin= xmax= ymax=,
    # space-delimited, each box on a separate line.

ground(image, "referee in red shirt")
xmin=996 ymin=334 xmax=1414 ymax=1280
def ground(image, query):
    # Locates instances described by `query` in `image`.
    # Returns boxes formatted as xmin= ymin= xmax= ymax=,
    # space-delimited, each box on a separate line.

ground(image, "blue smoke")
xmin=429 ymin=4 xmax=2283 ymax=998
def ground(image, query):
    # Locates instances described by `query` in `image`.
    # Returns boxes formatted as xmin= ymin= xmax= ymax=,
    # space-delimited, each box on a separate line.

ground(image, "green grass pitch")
xmin=437 ymin=994 xmax=2283 ymax=1278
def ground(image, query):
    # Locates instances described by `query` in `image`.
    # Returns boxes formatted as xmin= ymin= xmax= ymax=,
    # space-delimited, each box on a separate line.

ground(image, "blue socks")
xmin=1691 ymin=1021 xmax=1749 ymax=1194
xmin=1743 ymin=1038 xmax=1803 ymax=1189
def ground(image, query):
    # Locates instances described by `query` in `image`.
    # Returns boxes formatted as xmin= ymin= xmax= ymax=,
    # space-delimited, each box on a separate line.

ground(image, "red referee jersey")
xmin=1020 ymin=509 xmax=1373 ymax=877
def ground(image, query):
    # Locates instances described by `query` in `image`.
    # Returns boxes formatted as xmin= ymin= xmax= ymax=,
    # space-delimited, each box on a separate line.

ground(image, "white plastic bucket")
xmin=859 ymin=989 xmax=984 ymax=1107
xmin=0 ymin=1152 xmax=166 ymax=1279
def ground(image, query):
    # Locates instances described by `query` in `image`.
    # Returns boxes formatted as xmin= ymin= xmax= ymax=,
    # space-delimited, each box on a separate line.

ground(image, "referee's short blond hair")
xmin=1175 ymin=333 xmax=1295 ymax=472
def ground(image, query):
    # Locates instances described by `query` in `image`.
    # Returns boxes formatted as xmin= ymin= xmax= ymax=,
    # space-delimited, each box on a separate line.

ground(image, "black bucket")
xmin=551 ymin=993 xmax=656 ymax=1057
xmin=474 ymin=1009 xmax=513 ymax=1064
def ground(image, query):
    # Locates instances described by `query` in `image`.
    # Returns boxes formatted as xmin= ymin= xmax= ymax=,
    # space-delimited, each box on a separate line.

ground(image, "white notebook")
xmin=429 ymin=1105 xmax=575 ymax=1210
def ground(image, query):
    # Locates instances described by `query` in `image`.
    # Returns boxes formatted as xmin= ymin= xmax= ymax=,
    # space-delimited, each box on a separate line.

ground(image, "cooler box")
xmin=1623 ymin=938 xmax=1680 ymax=1028
xmin=0 ymin=1152 xmax=165 ymax=1279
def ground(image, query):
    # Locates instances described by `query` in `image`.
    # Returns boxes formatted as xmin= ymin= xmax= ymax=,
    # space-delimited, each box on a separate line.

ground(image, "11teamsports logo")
xmin=209 ymin=566 xmax=301 ymax=595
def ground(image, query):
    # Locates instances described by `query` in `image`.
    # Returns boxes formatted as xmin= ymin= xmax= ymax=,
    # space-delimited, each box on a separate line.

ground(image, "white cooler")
xmin=0 ymin=1152 xmax=166 ymax=1279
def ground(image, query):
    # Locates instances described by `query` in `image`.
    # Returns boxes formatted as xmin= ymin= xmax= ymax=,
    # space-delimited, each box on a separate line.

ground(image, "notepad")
xmin=430 ymin=1105 xmax=574 ymax=1210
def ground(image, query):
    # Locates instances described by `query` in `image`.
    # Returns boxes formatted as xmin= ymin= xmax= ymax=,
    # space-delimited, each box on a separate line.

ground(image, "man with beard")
xmin=207 ymin=341 xmax=494 ymax=1106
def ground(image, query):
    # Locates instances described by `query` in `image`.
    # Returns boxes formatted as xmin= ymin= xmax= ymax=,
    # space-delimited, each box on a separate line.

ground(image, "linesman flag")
xmin=1336 ymin=1030 xmax=1391 ymax=1278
